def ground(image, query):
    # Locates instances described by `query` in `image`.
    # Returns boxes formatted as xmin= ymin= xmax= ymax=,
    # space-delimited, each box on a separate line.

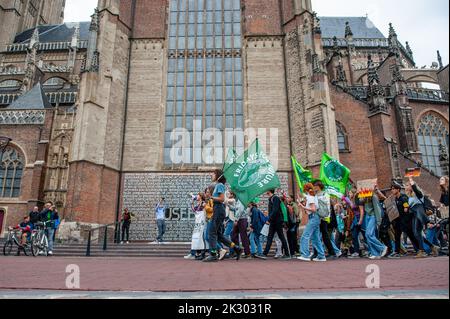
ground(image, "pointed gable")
xmin=7 ymin=83 xmax=52 ymax=110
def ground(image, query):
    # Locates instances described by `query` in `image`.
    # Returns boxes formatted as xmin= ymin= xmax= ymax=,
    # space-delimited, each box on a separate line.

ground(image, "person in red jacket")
xmin=10 ymin=216 xmax=32 ymax=255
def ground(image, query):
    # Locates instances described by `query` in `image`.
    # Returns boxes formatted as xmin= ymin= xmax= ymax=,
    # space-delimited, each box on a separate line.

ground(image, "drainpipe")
xmin=114 ymin=0 xmax=137 ymax=243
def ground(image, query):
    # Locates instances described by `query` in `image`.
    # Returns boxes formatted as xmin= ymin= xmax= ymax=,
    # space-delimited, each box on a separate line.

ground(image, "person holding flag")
xmin=203 ymin=169 xmax=242 ymax=262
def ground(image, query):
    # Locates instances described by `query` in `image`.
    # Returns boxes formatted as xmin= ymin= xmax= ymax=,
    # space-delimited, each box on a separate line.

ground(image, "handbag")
xmin=260 ymin=224 xmax=270 ymax=237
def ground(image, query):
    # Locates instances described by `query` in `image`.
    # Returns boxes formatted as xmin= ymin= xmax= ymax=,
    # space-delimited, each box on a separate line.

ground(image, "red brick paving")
xmin=0 ymin=256 xmax=448 ymax=293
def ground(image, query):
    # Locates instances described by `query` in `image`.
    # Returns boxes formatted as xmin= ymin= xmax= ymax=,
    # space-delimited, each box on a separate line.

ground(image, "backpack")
xmin=317 ymin=194 xmax=331 ymax=219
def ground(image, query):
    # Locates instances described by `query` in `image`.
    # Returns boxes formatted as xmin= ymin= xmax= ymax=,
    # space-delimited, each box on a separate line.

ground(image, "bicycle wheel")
xmin=41 ymin=235 xmax=49 ymax=256
xmin=3 ymin=240 xmax=13 ymax=256
xmin=31 ymin=234 xmax=40 ymax=257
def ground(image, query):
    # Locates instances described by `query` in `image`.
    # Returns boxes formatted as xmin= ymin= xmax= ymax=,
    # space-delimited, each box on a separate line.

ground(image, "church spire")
xmin=437 ymin=50 xmax=444 ymax=69
xmin=84 ymin=8 xmax=100 ymax=72
xmin=388 ymin=23 xmax=400 ymax=57
xmin=367 ymin=55 xmax=387 ymax=115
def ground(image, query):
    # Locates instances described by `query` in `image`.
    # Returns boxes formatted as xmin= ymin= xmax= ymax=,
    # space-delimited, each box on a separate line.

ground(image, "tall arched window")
xmin=417 ymin=112 xmax=449 ymax=176
xmin=336 ymin=122 xmax=349 ymax=152
xmin=0 ymin=147 xmax=24 ymax=198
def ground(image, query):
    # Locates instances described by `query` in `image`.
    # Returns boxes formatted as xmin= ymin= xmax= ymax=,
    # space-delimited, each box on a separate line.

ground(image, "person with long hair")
xmin=439 ymin=176 xmax=449 ymax=207
xmin=203 ymin=169 xmax=242 ymax=262
xmin=405 ymin=176 xmax=440 ymax=258
xmin=297 ymin=183 xmax=326 ymax=262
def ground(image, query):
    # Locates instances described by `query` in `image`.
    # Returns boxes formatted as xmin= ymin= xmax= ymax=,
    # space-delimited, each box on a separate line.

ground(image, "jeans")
xmin=249 ymin=231 xmax=263 ymax=255
xmin=319 ymin=220 xmax=338 ymax=256
xmin=224 ymin=220 xmax=234 ymax=240
xmin=46 ymin=228 xmax=55 ymax=252
xmin=365 ymin=214 xmax=386 ymax=257
xmin=351 ymin=215 xmax=365 ymax=254
xmin=208 ymin=203 xmax=234 ymax=254
xmin=205 ymin=220 xmax=222 ymax=251
xmin=263 ymin=222 xmax=289 ymax=257
xmin=392 ymin=215 xmax=419 ymax=253
xmin=231 ymin=219 xmax=251 ymax=255
xmin=156 ymin=219 xmax=166 ymax=242
xmin=411 ymin=206 xmax=434 ymax=252
xmin=300 ymin=214 xmax=325 ymax=259
xmin=122 ymin=221 xmax=130 ymax=242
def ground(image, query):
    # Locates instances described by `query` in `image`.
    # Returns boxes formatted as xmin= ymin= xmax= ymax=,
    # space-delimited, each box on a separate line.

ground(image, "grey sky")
xmin=64 ymin=0 xmax=449 ymax=67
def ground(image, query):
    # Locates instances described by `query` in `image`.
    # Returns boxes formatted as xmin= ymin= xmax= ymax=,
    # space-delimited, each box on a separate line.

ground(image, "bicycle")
xmin=30 ymin=221 xmax=50 ymax=257
xmin=3 ymin=228 xmax=32 ymax=256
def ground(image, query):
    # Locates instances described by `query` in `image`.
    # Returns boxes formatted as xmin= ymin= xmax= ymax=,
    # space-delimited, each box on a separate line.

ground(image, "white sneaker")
xmin=312 ymin=257 xmax=327 ymax=262
xmin=381 ymin=247 xmax=388 ymax=258
xmin=336 ymin=251 xmax=343 ymax=258
xmin=297 ymin=256 xmax=311 ymax=262
xmin=219 ymin=249 xmax=227 ymax=261
xmin=369 ymin=255 xmax=381 ymax=260
xmin=120 ymin=241 xmax=124 ymax=245
xmin=184 ymin=254 xmax=195 ymax=260
xmin=126 ymin=241 xmax=130 ymax=244
xmin=48 ymin=251 xmax=53 ymax=256
xmin=38 ymin=250 xmax=44 ymax=255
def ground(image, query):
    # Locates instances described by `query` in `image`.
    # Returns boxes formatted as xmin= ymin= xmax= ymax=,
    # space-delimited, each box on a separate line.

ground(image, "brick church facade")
xmin=0 ymin=0 xmax=448 ymax=241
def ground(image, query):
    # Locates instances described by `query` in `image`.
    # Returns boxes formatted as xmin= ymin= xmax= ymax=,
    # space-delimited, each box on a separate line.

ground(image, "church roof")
xmin=319 ymin=17 xmax=386 ymax=39
xmin=7 ymin=83 xmax=52 ymax=110
xmin=14 ymin=22 xmax=90 ymax=44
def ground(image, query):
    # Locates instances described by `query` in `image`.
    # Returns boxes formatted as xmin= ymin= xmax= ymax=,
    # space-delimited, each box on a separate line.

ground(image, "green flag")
xmin=223 ymin=139 xmax=281 ymax=206
xmin=319 ymin=153 xmax=351 ymax=198
xmin=291 ymin=156 xmax=313 ymax=193
xmin=223 ymin=148 xmax=238 ymax=173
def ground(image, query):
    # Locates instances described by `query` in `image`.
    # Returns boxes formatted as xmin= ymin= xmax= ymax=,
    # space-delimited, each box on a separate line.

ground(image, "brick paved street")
xmin=0 ymin=256 xmax=448 ymax=298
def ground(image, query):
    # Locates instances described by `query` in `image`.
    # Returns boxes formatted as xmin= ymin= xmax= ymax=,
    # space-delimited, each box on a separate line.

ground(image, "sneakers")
xmin=415 ymin=250 xmax=428 ymax=258
xmin=120 ymin=241 xmax=124 ymax=245
xmin=242 ymin=254 xmax=253 ymax=259
xmin=387 ymin=253 xmax=401 ymax=259
xmin=274 ymin=254 xmax=283 ymax=259
xmin=254 ymin=254 xmax=267 ymax=260
xmin=431 ymin=245 xmax=440 ymax=257
xmin=336 ymin=251 xmax=343 ymax=258
xmin=381 ymin=246 xmax=389 ymax=258
xmin=348 ymin=253 xmax=360 ymax=259
xmin=126 ymin=241 xmax=130 ymax=244
xmin=184 ymin=254 xmax=196 ymax=260
xmin=202 ymin=255 xmax=218 ymax=262
xmin=219 ymin=249 xmax=227 ymax=261
xmin=312 ymin=257 xmax=327 ymax=262
xmin=369 ymin=255 xmax=381 ymax=260
xmin=234 ymin=246 xmax=242 ymax=261
xmin=280 ymin=255 xmax=291 ymax=260
xmin=297 ymin=256 xmax=311 ymax=262
xmin=48 ymin=251 xmax=53 ymax=256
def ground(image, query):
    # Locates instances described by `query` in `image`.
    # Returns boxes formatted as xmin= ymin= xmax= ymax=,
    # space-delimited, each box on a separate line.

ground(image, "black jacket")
xmin=268 ymin=195 xmax=283 ymax=225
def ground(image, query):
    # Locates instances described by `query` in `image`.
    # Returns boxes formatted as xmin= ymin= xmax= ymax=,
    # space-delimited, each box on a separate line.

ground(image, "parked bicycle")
xmin=3 ymin=227 xmax=32 ymax=256
xmin=30 ymin=221 xmax=51 ymax=257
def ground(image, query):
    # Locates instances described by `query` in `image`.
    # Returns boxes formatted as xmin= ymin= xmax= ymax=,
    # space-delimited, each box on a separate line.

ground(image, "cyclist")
xmin=11 ymin=216 xmax=33 ymax=256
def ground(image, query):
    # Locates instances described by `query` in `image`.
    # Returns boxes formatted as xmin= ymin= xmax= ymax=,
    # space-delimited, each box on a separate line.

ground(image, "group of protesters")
xmin=183 ymin=171 xmax=449 ymax=262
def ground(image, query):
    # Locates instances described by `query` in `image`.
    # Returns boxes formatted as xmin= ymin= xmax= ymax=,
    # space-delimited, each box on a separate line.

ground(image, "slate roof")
xmin=14 ymin=22 xmax=90 ymax=44
xmin=7 ymin=83 xmax=52 ymax=110
xmin=319 ymin=17 xmax=386 ymax=39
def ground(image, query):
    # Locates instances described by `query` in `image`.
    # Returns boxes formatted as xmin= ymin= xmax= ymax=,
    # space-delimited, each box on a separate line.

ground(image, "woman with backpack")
xmin=405 ymin=177 xmax=440 ymax=258
xmin=297 ymin=183 xmax=326 ymax=262
xmin=355 ymin=189 xmax=388 ymax=260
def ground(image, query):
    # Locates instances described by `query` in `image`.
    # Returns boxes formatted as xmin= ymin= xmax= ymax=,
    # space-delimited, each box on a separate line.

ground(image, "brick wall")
xmin=242 ymin=0 xmax=282 ymax=36
xmin=133 ymin=0 xmax=167 ymax=39
xmin=330 ymin=86 xmax=378 ymax=183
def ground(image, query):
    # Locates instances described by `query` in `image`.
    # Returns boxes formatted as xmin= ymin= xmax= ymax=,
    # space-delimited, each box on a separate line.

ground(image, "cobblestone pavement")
xmin=0 ymin=256 xmax=448 ymax=298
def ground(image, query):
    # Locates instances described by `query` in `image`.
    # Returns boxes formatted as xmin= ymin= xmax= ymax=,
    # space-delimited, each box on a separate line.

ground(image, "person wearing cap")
xmin=390 ymin=181 xmax=419 ymax=257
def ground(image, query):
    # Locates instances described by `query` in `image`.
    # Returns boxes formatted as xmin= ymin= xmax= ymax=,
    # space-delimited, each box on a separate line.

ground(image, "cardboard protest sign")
xmin=405 ymin=168 xmax=421 ymax=178
xmin=384 ymin=195 xmax=400 ymax=222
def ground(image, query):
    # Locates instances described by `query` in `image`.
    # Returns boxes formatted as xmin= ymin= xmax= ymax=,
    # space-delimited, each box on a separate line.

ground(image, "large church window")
xmin=417 ymin=112 xmax=449 ymax=176
xmin=0 ymin=147 xmax=24 ymax=198
xmin=165 ymin=0 xmax=244 ymax=166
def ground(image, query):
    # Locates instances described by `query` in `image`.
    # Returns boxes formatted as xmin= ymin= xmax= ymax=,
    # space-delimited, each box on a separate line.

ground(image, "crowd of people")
xmin=9 ymin=201 xmax=60 ymax=256
xmin=182 ymin=171 xmax=449 ymax=262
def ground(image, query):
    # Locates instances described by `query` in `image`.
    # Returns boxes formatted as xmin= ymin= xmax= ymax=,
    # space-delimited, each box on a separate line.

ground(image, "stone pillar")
xmin=66 ymin=3 xmax=132 ymax=224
